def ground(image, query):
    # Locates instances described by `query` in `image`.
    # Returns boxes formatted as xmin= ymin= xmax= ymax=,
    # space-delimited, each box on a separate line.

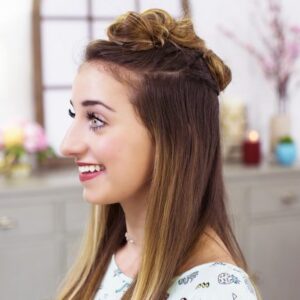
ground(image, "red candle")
xmin=242 ymin=130 xmax=261 ymax=165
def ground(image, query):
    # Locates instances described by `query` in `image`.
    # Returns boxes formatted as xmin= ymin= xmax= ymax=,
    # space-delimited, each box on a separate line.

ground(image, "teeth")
xmin=78 ymin=165 xmax=105 ymax=173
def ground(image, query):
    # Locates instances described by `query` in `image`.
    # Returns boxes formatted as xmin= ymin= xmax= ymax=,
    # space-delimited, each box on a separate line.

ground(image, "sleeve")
xmin=189 ymin=263 xmax=259 ymax=300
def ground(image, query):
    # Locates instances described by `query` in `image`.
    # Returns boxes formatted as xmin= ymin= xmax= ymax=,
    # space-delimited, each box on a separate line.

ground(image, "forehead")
xmin=72 ymin=62 xmax=132 ymax=108
xmin=76 ymin=61 xmax=139 ymax=91
xmin=75 ymin=62 xmax=127 ymax=93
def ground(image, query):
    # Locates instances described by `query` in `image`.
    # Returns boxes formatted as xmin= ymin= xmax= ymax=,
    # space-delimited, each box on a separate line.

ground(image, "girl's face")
xmin=60 ymin=62 xmax=154 ymax=205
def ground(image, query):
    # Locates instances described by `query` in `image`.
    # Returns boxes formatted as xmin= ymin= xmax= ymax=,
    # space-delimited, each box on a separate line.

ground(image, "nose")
xmin=59 ymin=124 xmax=87 ymax=158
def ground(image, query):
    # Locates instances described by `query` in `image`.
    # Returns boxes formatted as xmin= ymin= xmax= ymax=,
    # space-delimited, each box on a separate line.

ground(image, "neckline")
xmin=112 ymin=254 xmax=135 ymax=281
xmin=111 ymin=254 xmax=248 ymax=282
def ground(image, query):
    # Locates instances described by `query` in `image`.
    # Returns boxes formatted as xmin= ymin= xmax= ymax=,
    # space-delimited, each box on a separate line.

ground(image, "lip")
xmin=79 ymin=169 xmax=106 ymax=182
xmin=76 ymin=161 xmax=106 ymax=182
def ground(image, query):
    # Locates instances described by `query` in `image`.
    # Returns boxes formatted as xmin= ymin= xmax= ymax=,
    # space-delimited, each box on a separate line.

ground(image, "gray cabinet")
xmin=1 ymin=164 xmax=300 ymax=299
xmin=0 ymin=169 xmax=89 ymax=300
xmin=224 ymin=163 xmax=300 ymax=300
xmin=0 ymin=240 xmax=61 ymax=300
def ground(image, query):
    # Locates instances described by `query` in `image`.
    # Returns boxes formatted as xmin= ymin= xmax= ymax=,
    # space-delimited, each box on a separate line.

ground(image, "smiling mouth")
xmin=79 ymin=166 xmax=106 ymax=182
xmin=78 ymin=165 xmax=106 ymax=174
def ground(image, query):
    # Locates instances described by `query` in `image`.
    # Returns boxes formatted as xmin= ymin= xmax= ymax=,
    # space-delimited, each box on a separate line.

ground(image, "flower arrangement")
xmin=219 ymin=0 xmax=300 ymax=114
xmin=0 ymin=120 xmax=56 ymax=177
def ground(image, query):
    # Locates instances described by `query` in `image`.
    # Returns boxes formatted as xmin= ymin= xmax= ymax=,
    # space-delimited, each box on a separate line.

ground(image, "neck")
xmin=120 ymin=195 xmax=147 ymax=253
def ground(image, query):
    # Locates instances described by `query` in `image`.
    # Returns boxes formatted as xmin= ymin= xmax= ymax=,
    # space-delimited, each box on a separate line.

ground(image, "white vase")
xmin=269 ymin=113 xmax=291 ymax=153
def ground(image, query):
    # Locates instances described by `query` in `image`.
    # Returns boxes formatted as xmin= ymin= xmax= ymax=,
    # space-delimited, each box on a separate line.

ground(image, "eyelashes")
xmin=68 ymin=109 xmax=75 ymax=118
xmin=87 ymin=112 xmax=106 ymax=132
xmin=68 ymin=108 xmax=106 ymax=132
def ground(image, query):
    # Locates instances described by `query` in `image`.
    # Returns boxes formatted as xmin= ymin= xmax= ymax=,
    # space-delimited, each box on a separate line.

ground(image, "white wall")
xmin=0 ymin=0 xmax=34 ymax=125
xmin=0 ymin=0 xmax=299 ymax=160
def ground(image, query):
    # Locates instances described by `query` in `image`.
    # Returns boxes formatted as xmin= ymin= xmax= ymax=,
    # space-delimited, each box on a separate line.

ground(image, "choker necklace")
xmin=125 ymin=232 xmax=135 ymax=244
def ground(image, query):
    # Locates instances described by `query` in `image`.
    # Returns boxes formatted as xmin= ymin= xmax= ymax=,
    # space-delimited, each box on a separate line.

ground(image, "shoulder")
xmin=167 ymin=262 xmax=258 ymax=300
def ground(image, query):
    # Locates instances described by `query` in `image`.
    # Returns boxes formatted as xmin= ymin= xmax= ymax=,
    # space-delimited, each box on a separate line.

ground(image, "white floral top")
xmin=94 ymin=254 xmax=258 ymax=300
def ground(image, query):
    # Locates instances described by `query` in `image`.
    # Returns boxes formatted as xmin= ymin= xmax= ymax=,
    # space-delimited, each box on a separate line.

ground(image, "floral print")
xmin=94 ymin=255 xmax=258 ymax=299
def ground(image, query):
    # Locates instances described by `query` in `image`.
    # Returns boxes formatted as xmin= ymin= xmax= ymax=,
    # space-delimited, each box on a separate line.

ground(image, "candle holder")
xmin=242 ymin=130 xmax=261 ymax=165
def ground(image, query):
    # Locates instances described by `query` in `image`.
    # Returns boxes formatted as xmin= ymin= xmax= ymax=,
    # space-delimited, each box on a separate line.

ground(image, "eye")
xmin=87 ymin=111 xmax=106 ymax=132
xmin=68 ymin=108 xmax=75 ymax=118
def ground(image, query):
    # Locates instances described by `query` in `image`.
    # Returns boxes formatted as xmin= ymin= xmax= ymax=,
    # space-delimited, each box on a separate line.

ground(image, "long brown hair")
xmin=55 ymin=8 xmax=253 ymax=300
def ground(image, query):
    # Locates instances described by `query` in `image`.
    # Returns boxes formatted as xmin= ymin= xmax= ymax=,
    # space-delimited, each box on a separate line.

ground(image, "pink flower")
xmin=290 ymin=25 xmax=300 ymax=35
xmin=219 ymin=0 xmax=300 ymax=110
xmin=286 ymin=41 xmax=300 ymax=61
xmin=261 ymin=57 xmax=276 ymax=77
xmin=269 ymin=0 xmax=281 ymax=13
xmin=23 ymin=121 xmax=48 ymax=153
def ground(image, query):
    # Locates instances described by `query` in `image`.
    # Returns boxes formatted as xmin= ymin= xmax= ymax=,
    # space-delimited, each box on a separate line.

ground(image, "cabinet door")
xmin=0 ymin=240 xmax=62 ymax=300
xmin=248 ymin=217 xmax=300 ymax=300
xmin=66 ymin=236 xmax=83 ymax=270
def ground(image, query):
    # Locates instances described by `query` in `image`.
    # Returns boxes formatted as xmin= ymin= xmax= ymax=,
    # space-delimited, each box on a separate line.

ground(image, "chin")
xmin=82 ymin=189 xmax=117 ymax=205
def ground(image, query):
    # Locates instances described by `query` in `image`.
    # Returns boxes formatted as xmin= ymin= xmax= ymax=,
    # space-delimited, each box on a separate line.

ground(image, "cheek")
xmin=96 ymin=133 xmax=153 ymax=181
xmin=95 ymin=135 xmax=124 ymax=163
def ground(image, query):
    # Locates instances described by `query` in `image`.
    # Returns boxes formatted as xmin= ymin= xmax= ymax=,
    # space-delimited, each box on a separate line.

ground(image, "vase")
xmin=0 ymin=153 xmax=34 ymax=180
xmin=6 ymin=162 xmax=32 ymax=179
xmin=269 ymin=113 xmax=291 ymax=154
xmin=275 ymin=143 xmax=297 ymax=166
xmin=220 ymin=96 xmax=247 ymax=162
xmin=269 ymin=92 xmax=292 ymax=152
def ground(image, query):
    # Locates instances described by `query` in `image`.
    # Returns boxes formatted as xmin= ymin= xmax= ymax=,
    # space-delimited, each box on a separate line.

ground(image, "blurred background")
xmin=0 ymin=1 xmax=299 ymax=300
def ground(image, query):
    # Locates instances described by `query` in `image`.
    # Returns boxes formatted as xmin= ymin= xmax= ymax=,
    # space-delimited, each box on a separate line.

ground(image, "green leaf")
xmin=278 ymin=135 xmax=294 ymax=144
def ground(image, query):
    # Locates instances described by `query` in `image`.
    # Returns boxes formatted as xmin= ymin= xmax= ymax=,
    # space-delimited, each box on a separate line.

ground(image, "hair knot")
xmin=102 ymin=8 xmax=232 ymax=91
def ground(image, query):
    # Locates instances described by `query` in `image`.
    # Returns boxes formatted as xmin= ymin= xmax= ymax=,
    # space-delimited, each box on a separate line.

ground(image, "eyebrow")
xmin=70 ymin=99 xmax=116 ymax=112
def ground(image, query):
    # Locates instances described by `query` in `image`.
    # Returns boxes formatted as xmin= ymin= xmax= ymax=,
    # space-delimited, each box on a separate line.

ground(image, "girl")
xmin=57 ymin=8 xmax=260 ymax=300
